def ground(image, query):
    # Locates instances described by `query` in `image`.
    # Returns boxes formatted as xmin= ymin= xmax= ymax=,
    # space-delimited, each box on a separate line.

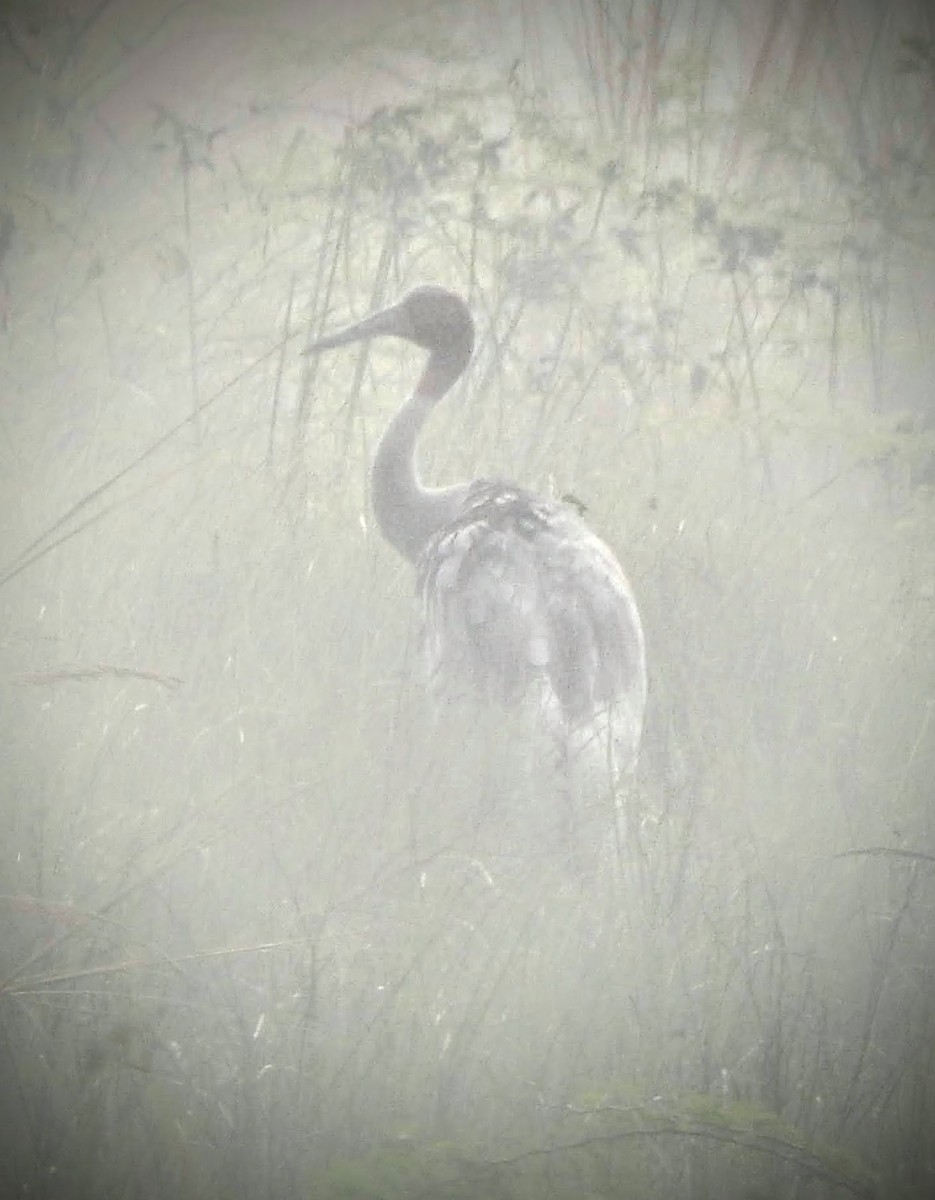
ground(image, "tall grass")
xmin=1 ymin=1 xmax=933 ymax=1197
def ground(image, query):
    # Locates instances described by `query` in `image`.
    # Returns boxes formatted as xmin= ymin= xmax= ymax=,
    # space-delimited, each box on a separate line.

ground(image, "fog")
xmin=1 ymin=2 xmax=933 ymax=1198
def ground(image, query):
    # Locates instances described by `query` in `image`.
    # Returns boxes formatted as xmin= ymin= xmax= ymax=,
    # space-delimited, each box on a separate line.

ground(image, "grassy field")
xmin=1 ymin=2 xmax=933 ymax=1197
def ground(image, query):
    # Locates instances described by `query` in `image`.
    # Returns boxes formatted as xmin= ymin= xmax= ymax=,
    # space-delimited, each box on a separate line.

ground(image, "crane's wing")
xmin=417 ymin=481 xmax=646 ymax=769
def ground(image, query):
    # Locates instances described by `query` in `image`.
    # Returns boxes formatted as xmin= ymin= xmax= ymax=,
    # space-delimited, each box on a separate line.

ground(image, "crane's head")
xmin=308 ymin=286 xmax=475 ymax=374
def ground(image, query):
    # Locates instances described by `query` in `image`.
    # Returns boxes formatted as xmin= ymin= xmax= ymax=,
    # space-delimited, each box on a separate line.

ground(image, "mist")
xmin=1 ymin=2 xmax=933 ymax=1198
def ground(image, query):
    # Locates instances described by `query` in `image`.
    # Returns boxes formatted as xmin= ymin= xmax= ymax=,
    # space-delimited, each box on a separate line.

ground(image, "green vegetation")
xmin=1 ymin=2 xmax=933 ymax=1198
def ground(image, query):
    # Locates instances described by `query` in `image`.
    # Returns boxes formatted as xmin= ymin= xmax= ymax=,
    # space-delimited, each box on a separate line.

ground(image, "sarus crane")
xmin=308 ymin=286 xmax=647 ymax=778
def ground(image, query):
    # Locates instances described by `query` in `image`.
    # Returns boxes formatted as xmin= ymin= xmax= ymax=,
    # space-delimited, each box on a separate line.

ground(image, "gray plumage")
xmin=308 ymin=286 xmax=646 ymax=773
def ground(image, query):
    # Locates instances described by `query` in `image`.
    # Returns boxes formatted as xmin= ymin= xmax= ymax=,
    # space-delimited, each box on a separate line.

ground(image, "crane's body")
xmin=308 ymin=286 xmax=646 ymax=774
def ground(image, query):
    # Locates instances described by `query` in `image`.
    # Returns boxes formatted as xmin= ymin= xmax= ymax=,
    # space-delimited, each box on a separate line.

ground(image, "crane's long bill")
xmin=306 ymin=303 xmax=406 ymax=354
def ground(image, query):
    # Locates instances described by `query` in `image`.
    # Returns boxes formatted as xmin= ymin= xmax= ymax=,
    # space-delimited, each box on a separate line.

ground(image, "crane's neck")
xmin=372 ymin=352 xmax=468 ymax=563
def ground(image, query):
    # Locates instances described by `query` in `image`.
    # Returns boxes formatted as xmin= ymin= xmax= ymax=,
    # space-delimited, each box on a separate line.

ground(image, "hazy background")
xmin=1 ymin=1 xmax=933 ymax=1197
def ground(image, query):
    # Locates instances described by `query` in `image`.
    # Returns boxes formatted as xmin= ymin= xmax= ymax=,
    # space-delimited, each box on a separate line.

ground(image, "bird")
xmin=307 ymin=286 xmax=647 ymax=777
